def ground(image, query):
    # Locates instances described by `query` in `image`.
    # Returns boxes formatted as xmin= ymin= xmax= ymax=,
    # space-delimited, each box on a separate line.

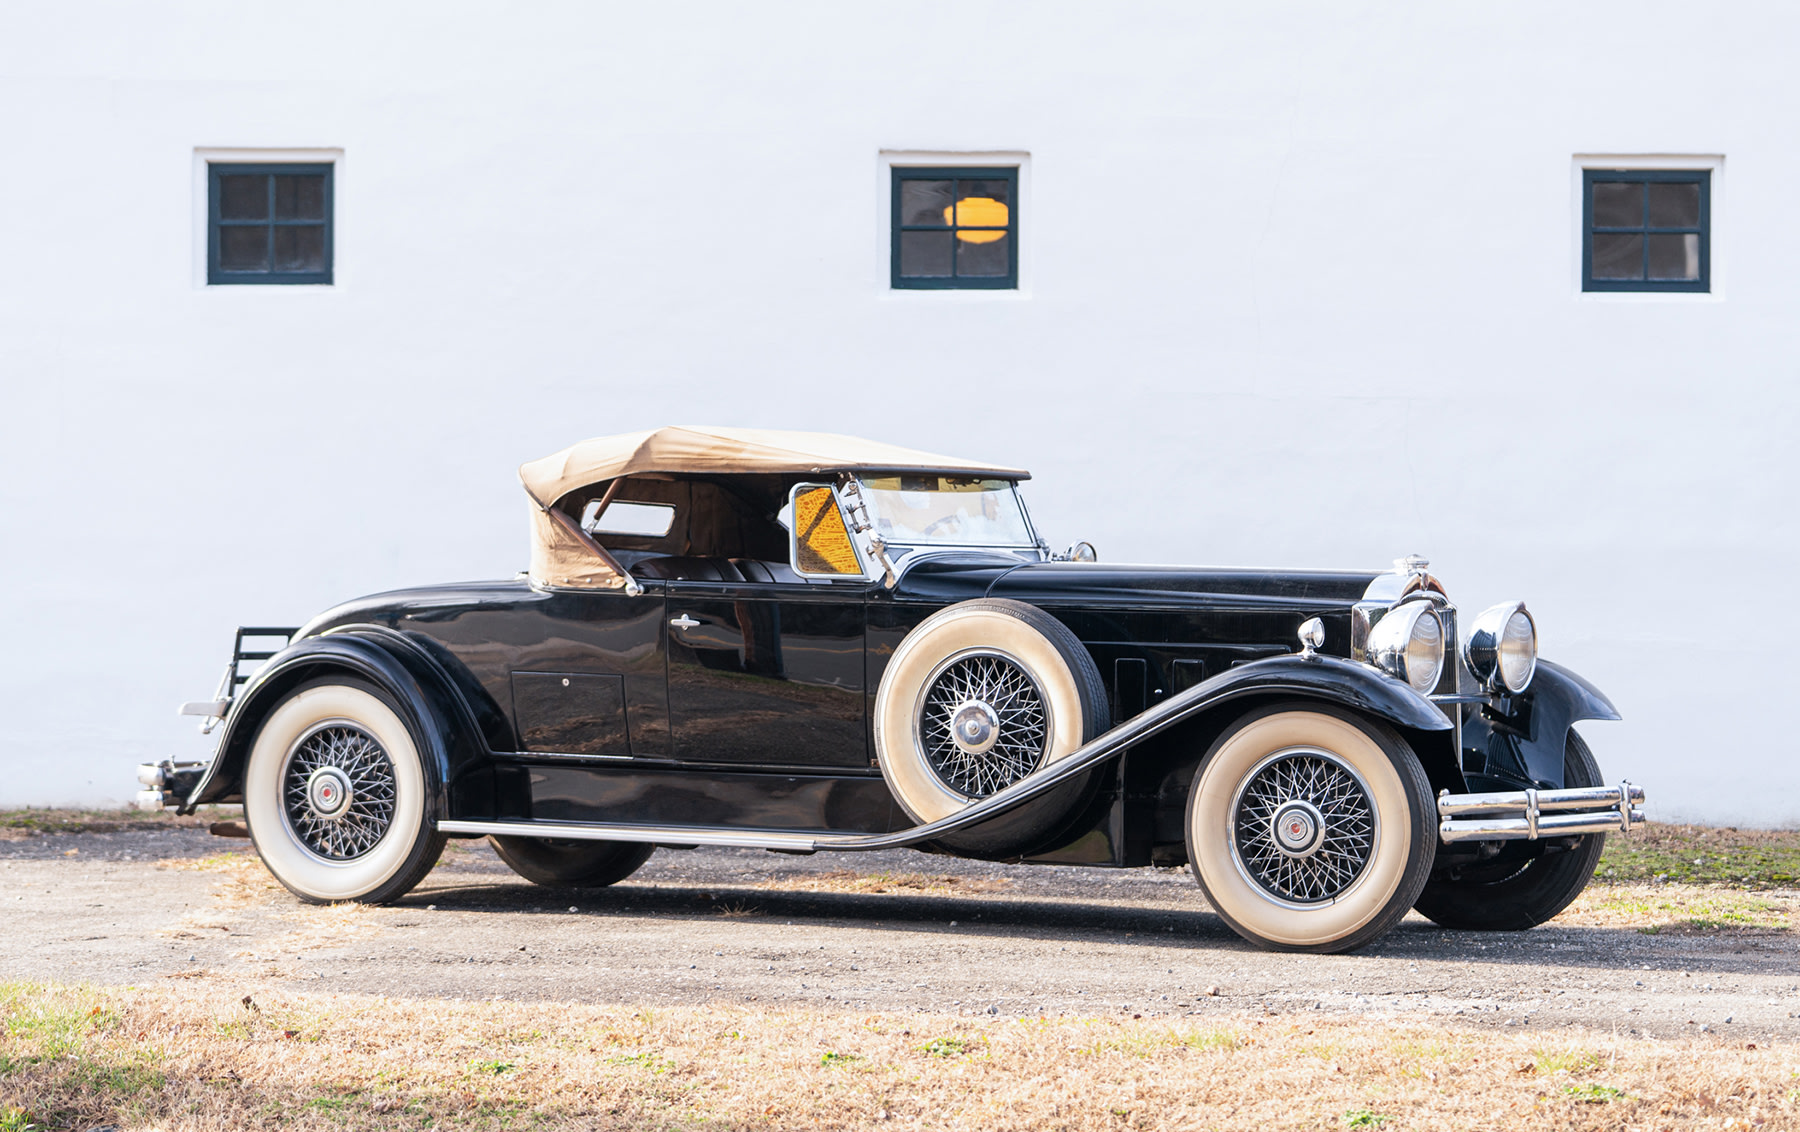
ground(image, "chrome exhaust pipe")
xmin=1437 ymin=781 xmax=1645 ymax=843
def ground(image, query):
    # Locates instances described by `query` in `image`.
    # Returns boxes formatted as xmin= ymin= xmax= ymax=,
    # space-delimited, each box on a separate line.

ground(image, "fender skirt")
xmin=181 ymin=625 xmax=488 ymax=818
xmin=448 ymin=654 xmax=1451 ymax=853
xmin=1461 ymin=658 xmax=1622 ymax=790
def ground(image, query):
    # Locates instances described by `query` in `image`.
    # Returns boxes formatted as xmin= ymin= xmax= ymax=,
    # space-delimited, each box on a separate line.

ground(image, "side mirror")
xmin=787 ymin=484 xmax=868 ymax=579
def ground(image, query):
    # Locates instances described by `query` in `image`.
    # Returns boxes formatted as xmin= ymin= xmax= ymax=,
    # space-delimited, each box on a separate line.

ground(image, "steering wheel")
xmin=920 ymin=515 xmax=962 ymax=537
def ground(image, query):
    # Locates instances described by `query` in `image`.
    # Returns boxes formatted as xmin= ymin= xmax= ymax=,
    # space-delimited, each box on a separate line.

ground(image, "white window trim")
xmin=193 ymin=147 xmax=344 ymax=290
xmin=879 ymin=149 xmax=1031 ymax=299
xmin=1572 ymin=153 xmax=1723 ymax=302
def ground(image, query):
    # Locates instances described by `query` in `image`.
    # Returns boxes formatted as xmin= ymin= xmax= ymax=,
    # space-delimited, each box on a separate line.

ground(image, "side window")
xmin=208 ymin=163 xmax=334 ymax=285
xmin=580 ymin=500 xmax=676 ymax=538
xmin=891 ymin=167 xmax=1017 ymax=289
xmin=1583 ymin=169 xmax=1708 ymax=293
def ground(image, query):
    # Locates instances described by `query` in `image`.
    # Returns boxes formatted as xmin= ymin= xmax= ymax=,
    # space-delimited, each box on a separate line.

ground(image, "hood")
xmin=895 ymin=556 xmax=1382 ymax=612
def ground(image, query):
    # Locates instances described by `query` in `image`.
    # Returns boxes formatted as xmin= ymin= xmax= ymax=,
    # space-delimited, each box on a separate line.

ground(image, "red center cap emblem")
xmin=1289 ymin=820 xmax=1303 ymax=836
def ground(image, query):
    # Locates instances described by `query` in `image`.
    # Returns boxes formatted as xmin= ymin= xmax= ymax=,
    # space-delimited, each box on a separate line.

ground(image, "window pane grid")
xmin=891 ymin=167 xmax=1018 ymax=290
xmin=1582 ymin=169 xmax=1708 ymax=293
xmin=208 ymin=163 xmax=333 ymax=285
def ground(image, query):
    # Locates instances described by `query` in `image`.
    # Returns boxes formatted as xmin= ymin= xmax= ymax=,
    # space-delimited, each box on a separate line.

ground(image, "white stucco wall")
xmin=1 ymin=1 xmax=1794 ymax=824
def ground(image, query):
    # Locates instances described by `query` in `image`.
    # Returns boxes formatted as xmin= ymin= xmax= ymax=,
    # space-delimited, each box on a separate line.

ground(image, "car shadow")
xmin=398 ymin=876 xmax=1796 ymax=974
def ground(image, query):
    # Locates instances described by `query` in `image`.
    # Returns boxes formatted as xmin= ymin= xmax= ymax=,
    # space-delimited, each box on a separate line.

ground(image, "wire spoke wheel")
xmin=281 ymin=722 xmax=397 ymax=861
xmin=1231 ymin=747 xmax=1376 ymax=905
xmin=917 ymin=651 xmax=1049 ymax=798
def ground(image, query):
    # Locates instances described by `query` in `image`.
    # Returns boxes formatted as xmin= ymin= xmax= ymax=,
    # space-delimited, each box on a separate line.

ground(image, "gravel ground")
xmin=5 ymin=827 xmax=1797 ymax=1041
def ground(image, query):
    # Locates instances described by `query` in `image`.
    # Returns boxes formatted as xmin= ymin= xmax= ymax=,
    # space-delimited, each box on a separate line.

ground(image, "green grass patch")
xmin=1343 ymin=1110 xmax=1389 ymax=1127
xmin=917 ymin=1036 xmax=976 ymax=1058
xmin=609 ymin=1050 xmax=674 ymax=1074
xmin=471 ymin=1059 xmax=516 ymax=1075
xmin=0 ymin=1108 xmax=37 ymax=1132
xmin=1563 ymin=1083 xmax=1626 ymax=1103
xmin=1589 ymin=888 xmax=1790 ymax=932
xmin=1532 ymin=1047 xmax=1600 ymax=1076
xmin=819 ymin=1050 xmax=860 ymax=1068
xmin=1597 ymin=824 xmax=1800 ymax=889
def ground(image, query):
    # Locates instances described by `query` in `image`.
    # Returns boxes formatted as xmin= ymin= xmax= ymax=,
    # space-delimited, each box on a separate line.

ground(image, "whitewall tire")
xmin=873 ymin=599 xmax=1109 ymax=857
xmin=243 ymin=678 xmax=445 ymax=904
xmin=1186 ymin=703 xmax=1434 ymax=953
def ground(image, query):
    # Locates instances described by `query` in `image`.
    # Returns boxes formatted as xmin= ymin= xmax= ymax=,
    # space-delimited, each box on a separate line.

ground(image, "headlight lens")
xmin=1366 ymin=601 xmax=1445 ymax=693
xmin=1464 ymin=601 xmax=1537 ymax=693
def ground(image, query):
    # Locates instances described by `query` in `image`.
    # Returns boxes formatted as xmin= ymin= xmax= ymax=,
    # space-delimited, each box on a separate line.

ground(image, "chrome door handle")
xmin=669 ymin=615 xmax=700 ymax=630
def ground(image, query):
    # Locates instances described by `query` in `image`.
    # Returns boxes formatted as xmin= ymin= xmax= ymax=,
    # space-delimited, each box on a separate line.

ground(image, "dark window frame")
xmin=890 ymin=166 xmax=1019 ymax=290
xmin=207 ymin=162 xmax=335 ymax=285
xmin=1582 ymin=168 xmax=1709 ymax=293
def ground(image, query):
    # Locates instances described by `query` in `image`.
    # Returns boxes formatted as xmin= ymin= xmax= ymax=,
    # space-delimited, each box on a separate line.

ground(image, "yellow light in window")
xmin=943 ymin=197 xmax=1008 ymax=244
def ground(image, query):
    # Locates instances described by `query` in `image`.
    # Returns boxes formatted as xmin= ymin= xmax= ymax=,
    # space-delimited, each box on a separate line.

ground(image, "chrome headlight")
xmin=1464 ymin=601 xmax=1537 ymax=693
xmin=1366 ymin=601 xmax=1445 ymax=693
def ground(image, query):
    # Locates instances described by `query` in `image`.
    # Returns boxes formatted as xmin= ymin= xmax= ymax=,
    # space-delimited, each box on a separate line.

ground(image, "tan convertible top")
xmin=521 ymin=427 xmax=1029 ymax=590
xmin=519 ymin=426 xmax=1028 ymax=507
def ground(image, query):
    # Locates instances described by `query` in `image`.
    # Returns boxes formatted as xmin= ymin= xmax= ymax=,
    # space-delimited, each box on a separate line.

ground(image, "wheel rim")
xmin=280 ymin=720 xmax=398 ymax=862
xmin=915 ymin=649 xmax=1049 ymax=798
xmin=1229 ymin=746 xmax=1377 ymax=906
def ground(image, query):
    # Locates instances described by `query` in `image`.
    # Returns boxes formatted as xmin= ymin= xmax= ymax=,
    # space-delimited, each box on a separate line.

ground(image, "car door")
xmin=506 ymin=584 xmax=671 ymax=758
xmin=664 ymin=573 xmax=872 ymax=768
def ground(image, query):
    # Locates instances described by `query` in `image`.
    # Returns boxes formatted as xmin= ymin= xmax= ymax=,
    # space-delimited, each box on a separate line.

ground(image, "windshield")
xmin=857 ymin=476 xmax=1036 ymax=548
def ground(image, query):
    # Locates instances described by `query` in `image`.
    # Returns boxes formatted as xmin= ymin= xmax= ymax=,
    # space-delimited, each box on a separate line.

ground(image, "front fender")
xmin=183 ymin=625 xmax=492 ymax=818
xmin=1462 ymin=659 xmax=1621 ymax=789
xmin=816 ymin=653 xmax=1449 ymax=850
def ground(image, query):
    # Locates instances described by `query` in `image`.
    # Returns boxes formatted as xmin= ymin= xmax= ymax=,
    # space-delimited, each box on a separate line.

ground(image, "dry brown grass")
xmin=0 ymin=806 xmax=240 ymax=841
xmin=757 ymin=869 xmax=1013 ymax=896
xmin=3 ymin=981 xmax=1797 ymax=1131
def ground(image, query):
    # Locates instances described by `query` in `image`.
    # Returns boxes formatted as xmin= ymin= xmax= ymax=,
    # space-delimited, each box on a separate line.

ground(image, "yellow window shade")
xmin=943 ymin=196 xmax=1009 ymax=244
xmin=793 ymin=487 xmax=862 ymax=575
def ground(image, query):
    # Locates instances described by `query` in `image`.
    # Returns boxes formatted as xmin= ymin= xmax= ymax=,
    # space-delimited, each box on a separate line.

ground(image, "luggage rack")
xmin=179 ymin=626 xmax=301 ymax=734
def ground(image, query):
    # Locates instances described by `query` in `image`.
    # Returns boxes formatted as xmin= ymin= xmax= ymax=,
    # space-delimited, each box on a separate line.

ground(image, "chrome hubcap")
xmin=306 ymin=766 xmax=353 ymax=818
xmin=1271 ymin=799 xmax=1326 ymax=857
xmin=918 ymin=651 xmax=1049 ymax=798
xmin=948 ymin=701 xmax=1001 ymax=755
xmin=282 ymin=722 xmax=397 ymax=861
xmin=1231 ymin=748 xmax=1375 ymax=904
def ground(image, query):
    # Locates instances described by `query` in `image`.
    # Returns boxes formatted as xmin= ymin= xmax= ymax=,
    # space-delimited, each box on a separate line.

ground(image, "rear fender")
xmin=183 ymin=625 xmax=492 ymax=819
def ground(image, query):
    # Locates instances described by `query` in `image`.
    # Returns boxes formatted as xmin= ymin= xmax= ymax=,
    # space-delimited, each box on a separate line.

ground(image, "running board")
xmin=439 ymin=820 xmax=824 ymax=852
xmin=437 ymin=668 xmax=1255 ymax=854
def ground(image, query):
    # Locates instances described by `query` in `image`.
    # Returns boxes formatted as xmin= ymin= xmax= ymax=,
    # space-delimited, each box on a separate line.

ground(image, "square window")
xmin=1582 ymin=169 xmax=1708 ymax=292
xmin=891 ymin=167 xmax=1017 ymax=289
xmin=208 ymin=163 xmax=333 ymax=285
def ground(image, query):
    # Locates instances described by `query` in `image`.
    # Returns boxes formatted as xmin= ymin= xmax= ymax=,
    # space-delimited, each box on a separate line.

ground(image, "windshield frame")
xmin=847 ymin=473 xmax=1043 ymax=553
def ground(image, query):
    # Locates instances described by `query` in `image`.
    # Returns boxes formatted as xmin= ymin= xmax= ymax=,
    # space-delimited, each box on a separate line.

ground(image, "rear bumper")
xmin=134 ymin=760 xmax=209 ymax=810
xmin=1437 ymin=782 xmax=1646 ymax=843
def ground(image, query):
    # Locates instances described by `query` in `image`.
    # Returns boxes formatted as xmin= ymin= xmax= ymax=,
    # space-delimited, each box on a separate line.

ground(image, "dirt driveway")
xmin=5 ymin=826 xmax=1797 ymax=1041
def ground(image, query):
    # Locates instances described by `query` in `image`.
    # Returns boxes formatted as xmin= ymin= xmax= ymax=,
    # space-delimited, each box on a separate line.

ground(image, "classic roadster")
xmin=140 ymin=427 xmax=1645 ymax=953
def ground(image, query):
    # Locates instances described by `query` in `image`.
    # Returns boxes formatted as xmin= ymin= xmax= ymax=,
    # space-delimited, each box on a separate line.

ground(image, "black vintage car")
xmin=140 ymin=427 xmax=1645 ymax=953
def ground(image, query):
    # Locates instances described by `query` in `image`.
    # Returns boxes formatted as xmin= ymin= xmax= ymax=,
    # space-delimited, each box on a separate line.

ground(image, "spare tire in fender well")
xmin=872 ymin=598 xmax=1110 ymax=858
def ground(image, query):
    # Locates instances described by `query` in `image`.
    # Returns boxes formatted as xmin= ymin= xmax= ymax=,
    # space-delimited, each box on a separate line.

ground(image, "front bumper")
xmin=1436 ymin=782 xmax=1646 ymax=843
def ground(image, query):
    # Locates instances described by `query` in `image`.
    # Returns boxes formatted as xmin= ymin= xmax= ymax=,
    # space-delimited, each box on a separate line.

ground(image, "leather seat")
xmin=732 ymin=559 xmax=802 ymax=584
